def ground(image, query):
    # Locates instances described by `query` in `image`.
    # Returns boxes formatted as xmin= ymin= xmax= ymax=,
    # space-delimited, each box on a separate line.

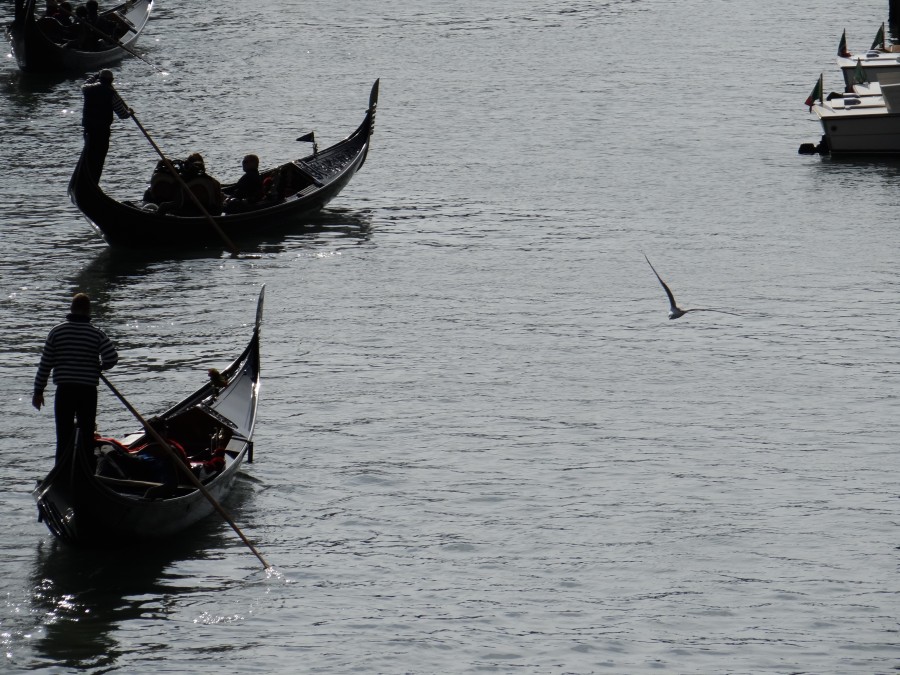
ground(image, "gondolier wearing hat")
xmin=33 ymin=293 xmax=118 ymax=464
xmin=81 ymin=69 xmax=132 ymax=181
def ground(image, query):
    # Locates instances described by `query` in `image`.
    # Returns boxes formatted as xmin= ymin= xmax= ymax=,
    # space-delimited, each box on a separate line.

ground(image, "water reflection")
xmin=28 ymin=515 xmax=233 ymax=669
xmin=812 ymin=154 xmax=900 ymax=177
xmin=251 ymin=207 xmax=375 ymax=253
xmin=0 ymin=69 xmax=74 ymax=102
xmin=67 ymin=206 xmax=374 ymax=268
xmin=69 ymin=248 xmax=159 ymax=315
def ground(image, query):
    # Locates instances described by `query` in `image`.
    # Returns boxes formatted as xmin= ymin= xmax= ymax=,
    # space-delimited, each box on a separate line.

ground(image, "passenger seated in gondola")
xmin=63 ymin=0 xmax=125 ymax=50
xmin=64 ymin=5 xmax=94 ymax=50
xmin=58 ymin=2 xmax=76 ymax=28
xmin=36 ymin=0 xmax=68 ymax=42
xmin=42 ymin=0 xmax=62 ymax=19
xmin=182 ymin=153 xmax=209 ymax=180
xmin=141 ymin=153 xmax=225 ymax=215
xmin=180 ymin=153 xmax=225 ymax=215
xmin=223 ymin=154 xmax=264 ymax=213
xmin=85 ymin=0 xmax=127 ymax=44
xmin=142 ymin=158 xmax=184 ymax=213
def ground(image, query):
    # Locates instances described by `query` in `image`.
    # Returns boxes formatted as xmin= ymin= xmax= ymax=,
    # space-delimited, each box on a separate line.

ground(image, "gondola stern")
xmin=14 ymin=0 xmax=34 ymax=25
xmin=68 ymin=148 xmax=86 ymax=205
xmin=9 ymin=0 xmax=35 ymax=63
xmin=32 ymin=456 xmax=82 ymax=543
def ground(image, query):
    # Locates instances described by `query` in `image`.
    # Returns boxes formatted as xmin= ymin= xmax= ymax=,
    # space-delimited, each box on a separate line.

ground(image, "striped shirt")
xmin=34 ymin=314 xmax=118 ymax=392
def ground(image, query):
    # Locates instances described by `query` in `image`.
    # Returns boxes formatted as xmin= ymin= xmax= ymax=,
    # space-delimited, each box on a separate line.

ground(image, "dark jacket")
xmin=81 ymin=75 xmax=130 ymax=130
xmin=228 ymin=169 xmax=264 ymax=202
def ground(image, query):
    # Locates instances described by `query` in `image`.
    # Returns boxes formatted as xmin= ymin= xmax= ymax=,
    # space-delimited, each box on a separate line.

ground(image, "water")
xmin=1 ymin=0 xmax=899 ymax=671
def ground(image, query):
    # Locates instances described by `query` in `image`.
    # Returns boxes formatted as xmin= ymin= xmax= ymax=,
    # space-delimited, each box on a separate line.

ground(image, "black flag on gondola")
xmin=296 ymin=132 xmax=318 ymax=155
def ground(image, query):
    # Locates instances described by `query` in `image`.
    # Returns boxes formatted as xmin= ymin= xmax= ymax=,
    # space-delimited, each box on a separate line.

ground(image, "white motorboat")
xmin=801 ymin=74 xmax=900 ymax=155
xmin=836 ymin=24 xmax=900 ymax=89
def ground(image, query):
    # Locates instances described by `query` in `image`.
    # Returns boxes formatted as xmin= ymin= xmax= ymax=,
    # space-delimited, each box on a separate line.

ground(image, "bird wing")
xmin=686 ymin=308 xmax=740 ymax=316
xmin=643 ymin=254 xmax=678 ymax=312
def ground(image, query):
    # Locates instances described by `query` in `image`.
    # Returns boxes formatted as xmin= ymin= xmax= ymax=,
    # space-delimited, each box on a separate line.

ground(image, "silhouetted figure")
xmin=33 ymin=293 xmax=118 ymax=464
xmin=81 ymin=69 xmax=131 ymax=181
xmin=223 ymin=154 xmax=264 ymax=212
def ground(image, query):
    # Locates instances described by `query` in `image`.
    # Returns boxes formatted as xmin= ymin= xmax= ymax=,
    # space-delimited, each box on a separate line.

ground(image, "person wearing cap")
xmin=33 ymin=293 xmax=119 ymax=464
xmin=81 ymin=69 xmax=132 ymax=181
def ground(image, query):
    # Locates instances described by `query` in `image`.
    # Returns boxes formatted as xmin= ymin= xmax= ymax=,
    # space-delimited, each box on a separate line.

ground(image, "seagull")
xmin=643 ymin=254 xmax=739 ymax=320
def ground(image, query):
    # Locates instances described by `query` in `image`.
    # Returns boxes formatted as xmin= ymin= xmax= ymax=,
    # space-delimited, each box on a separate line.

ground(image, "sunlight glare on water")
xmin=0 ymin=0 xmax=898 ymax=672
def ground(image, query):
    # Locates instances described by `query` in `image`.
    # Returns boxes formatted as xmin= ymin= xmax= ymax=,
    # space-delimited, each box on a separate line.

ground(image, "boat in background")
xmin=7 ymin=0 xmax=153 ymax=73
xmin=33 ymin=287 xmax=264 ymax=546
xmin=69 ymin=80 xmax=379 ymax=250
xmin=836 ymin=23 xmax=900 ymax=90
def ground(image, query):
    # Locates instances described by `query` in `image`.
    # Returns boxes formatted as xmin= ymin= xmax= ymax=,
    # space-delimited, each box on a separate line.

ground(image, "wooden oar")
xmin=100 ymin=373 xmax=271 ymax=571
xmin=58 ymin=3 xmax=165 ymax=75
xmin=128 ymin=112 xmax=242 ymax=256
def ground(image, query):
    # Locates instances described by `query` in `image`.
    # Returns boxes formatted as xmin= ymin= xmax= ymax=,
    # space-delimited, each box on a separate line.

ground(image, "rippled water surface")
xmin=1 ymin=0 xmax=899 ymax=672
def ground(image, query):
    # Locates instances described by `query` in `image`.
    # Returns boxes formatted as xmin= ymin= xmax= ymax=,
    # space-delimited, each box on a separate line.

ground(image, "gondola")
xmin=33 ymin=286 xmax=264 ymax=546
xmin=8 ymin=0 xmax=154 ymax=74
xmin=69 ymin=80 xmax=379 ymax=250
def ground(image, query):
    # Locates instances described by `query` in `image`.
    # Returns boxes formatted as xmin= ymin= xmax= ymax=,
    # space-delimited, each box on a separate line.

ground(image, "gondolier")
xmin=81 ymin=69 xmax=132 ymax=181
xmin=33 ymin=293 xmax=118 ymax=463
xmin=32 ymin=288 xmax=264 ymax=548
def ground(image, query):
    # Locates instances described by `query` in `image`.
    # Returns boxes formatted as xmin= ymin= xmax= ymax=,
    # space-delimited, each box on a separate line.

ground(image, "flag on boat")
xmin=871 ymin=23 xmax=885 ymax=50
xmin=838 ymin=30 xmax=851 ymax=57
xmin=805 ymin=74 xmax=823 ymax=110
xmin=296 ymin=131 xmax=318 ymax=155
xmin=854 ymin=58 xmax=869 ymax=85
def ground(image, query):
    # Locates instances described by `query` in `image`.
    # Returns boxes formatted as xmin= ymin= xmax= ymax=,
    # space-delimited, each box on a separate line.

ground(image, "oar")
xmin=128 ymin=112 xmax=242 ymax=256
xmin=58 ymin=4 xmax=165 ymax=75
xmin=100 ymin=373 xmax=271 ymax=570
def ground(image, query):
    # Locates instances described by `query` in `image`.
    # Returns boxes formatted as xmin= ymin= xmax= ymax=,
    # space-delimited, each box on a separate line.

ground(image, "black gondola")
xmin=69 ymin=80 xmax=379 ymax=250
xmin=33 ymin=286 xmax=264 ymax=546
xmin=8 ymin=0 xmax=153 ymax=74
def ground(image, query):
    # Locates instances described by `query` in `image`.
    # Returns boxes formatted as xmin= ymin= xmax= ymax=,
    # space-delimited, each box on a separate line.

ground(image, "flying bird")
xmin=643 ymin=254 xmax=739 ymax=320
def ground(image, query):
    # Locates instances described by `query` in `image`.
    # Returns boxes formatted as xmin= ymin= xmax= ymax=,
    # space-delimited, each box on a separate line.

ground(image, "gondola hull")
xmin=33 ymin=288 xmax=264 ymax=546
xmin=69 ymin=80 xmax=379 ymax=250
xmin=35 ymin=448 xmax=248 ymax=543
xmin=8 ymin=0 xmax=154 ymax=74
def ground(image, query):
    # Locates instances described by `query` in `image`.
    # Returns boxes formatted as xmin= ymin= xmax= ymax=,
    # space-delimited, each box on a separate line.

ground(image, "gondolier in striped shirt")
xmin=81 ymin=69 xmax=132 ymax=181
xmin=33 ymin=293 xmax=118 ymax=463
